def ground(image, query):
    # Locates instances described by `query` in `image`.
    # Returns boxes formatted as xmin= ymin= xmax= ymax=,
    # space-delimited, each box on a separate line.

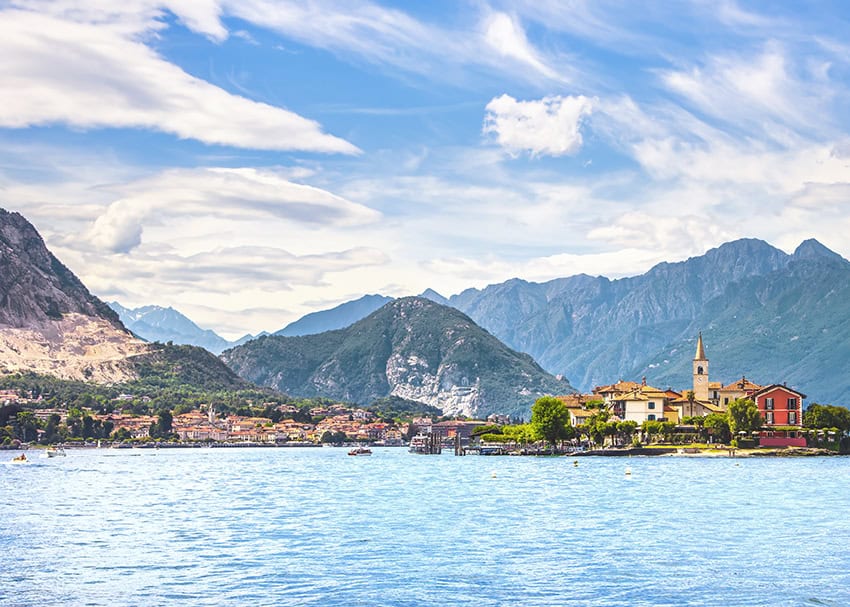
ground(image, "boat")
xmin=348 ymin=447 xmax=372 ymax=456
xmin=408 ymin=433 xmax=441 ymax=454
xmin=46 ymin=447 xmax=66 ymax=458
xmin=11 ymin=453 xmax=27 ymax=464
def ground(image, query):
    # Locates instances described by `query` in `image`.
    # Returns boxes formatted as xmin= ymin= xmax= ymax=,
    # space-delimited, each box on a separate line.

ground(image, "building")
xmin=555 ymin=394 xmax=603 ymax=426
xmin=693 ymin=332 xmax=709 ymax=402
xmin=753 ymin=384 xmax=805 ymax=427
xmin=617 ymin=382 xmax=671 ymax=424
xmin=718 ymin=376 xmax=763 ymax=408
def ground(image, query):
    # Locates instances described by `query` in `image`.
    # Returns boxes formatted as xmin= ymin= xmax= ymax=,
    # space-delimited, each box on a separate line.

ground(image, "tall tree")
xmin=530 ymin=396 xmax=572 ymax=450
xmin=728 ymin=398 xmax=761 ymax=434
xmin=804 ymin=404 xmax=850 ymax=432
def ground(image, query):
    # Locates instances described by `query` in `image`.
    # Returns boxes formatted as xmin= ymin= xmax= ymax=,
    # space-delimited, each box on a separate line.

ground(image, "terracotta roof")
xmin=753 ymin=384 xmax=807 ymax=399
xmin=593 ymin=380 xmax=641 ymax=394
xmin=556 ymin=394 xmax=597 ymax=407
xmin=720 ymin=376 xmax=763 ymax=391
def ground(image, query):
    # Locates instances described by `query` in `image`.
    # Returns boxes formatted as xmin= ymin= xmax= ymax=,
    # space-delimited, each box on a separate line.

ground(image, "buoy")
xmin=573 ymin=460 xmax=578 ymax=467
xmin=491 ymin=471 xmax=497 ymax=478
xmin=625 ymin=466 xmax=632 ymax=476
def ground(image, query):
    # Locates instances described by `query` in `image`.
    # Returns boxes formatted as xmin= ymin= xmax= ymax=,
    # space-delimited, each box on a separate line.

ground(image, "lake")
xmin=1 ymin=447 xmax=848 ymax=606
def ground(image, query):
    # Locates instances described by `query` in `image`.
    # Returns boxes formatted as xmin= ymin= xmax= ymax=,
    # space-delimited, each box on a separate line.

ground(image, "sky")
xmin=3 ymin=1 xmax=850 ymax=339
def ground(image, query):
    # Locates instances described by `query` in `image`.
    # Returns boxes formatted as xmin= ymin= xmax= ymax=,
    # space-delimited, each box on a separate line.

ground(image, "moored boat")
xmin=348 ymin=447 xmax=372 ymax=456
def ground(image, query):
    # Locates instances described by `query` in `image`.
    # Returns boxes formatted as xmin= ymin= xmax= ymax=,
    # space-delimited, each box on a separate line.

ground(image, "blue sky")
xmin=3 ymin=1 xmax=850 ymax=338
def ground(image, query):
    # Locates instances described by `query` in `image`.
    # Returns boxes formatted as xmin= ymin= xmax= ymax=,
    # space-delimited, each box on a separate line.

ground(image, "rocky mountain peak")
xmin=0 ymin=208 xmax=123 ymax=330
xmin=792 ymin=238 xmax=847 ymax=264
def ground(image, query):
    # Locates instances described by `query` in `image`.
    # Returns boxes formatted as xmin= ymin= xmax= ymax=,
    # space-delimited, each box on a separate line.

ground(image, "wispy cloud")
xmin=0 ymin=6 xmax=357 ymax=153
xmin=86 ymin=167 xmax=381 ymax=253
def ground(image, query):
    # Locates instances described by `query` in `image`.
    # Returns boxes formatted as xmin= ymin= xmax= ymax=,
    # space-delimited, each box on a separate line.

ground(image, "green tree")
xmin=501 ymin=423 xmax=535 ymax=445
xmin=14 ymin=411 xmax=40 ymax=443
xmin=804 ymin=404 xmax=850 ymax=432
xmin=41 ymin=413 xmax=61 ymax=444
xmin=156 ymin=409 xmax=173 ymax=438
xmin=530 ymin=396 xmax=573 ymax=451
xmin=642 ymin=420 xmax=662 ymax=443
xmin=728 ymin=398 xmax=761 ymax=434
xmin=113 ymin=427 xmax=132 ymax=441
xmin=701 ymin=413 xmax=730 ymax=443
xmin=616 ymin=420 xmax=638 ymax=445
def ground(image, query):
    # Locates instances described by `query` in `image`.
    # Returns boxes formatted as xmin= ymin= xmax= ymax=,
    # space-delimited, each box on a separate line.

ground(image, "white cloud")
xmin=483 ymin=94 xmax=594 ymax=157
xmin=482 ymin=12 xmax=559 ymax=80
xmin=0 ymin=7 xmax=357 ymax=153
xmin=88 ymin=167 xmax=382 ymax=253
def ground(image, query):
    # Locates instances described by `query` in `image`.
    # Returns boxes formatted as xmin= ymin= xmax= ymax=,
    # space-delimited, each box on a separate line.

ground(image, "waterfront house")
xmin=617 ymin=383 xmax=671 ymax=424
xmin=753 ymin=384 xmax=805 ymax=427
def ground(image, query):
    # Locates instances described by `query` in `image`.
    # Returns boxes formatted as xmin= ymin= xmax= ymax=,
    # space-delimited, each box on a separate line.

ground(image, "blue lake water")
xmin=1 ymin=447 xmax=849 ymax=607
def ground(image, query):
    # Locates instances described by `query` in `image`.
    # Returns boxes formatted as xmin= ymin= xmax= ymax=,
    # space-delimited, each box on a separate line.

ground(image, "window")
xmin=765 ymin=398 xmax=774 ymax=410
xmin=697 ymin=366 xmax=704 ymax=375
xmin=788 ymin=412 xmax=797 ymax=425
xmin=647 ymin=414 xmax=656 ymax=421
xmin=766 ymin=412 xmax=774 ymax=424
xmin=648 ymin=402 xmax=656 ymax=410
xmin=787 ymin=397 xmax=797 ymax=410
xmin=724 ymin=397 xmax=729 ymax=405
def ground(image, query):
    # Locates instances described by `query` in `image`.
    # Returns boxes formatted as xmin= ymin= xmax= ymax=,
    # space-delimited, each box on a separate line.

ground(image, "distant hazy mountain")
xmin=446 ymin=238 xmax=850 ymax=405
xmin=109 ymin=302 xmax=231 ymax=354
xmin=223 ymin=297 xmax=575 ymax=418
xmin=0 ymin=208 xmax=245 ymax=388
xmin=275 ymin=294 xmax=393 ymax=336
xmin=419 ymin=288 xmax=449 ymax=305
xmin=108 ymin=302 xmax=269 ymax=355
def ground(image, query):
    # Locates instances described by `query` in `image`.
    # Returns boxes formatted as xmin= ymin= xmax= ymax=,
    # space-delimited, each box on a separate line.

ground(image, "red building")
xmin=753 ymin=384 xmax=805 ymax=427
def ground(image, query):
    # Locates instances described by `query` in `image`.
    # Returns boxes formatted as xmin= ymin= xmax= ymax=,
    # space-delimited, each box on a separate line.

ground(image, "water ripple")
xmin=1 ymin=449 xmax=849 ymax=606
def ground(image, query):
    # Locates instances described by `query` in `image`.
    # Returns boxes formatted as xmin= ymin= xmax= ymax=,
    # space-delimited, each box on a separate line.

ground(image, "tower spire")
xmin=694 ymin=331 xmax=706 ymax=360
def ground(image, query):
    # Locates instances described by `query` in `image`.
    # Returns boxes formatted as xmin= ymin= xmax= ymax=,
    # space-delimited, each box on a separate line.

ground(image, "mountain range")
xmin=443 ymin=238 xmax=850 ymax=404
xmin=225 ymin=237 xmax=850 ymax=406
xmin=7 ymin=202 xmax=850 ymax=412
xmin=222 ymin=297 xmax=574 ymax=418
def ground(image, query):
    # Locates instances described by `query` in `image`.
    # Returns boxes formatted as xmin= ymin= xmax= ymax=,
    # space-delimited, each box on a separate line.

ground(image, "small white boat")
xmin=46 ymin=447 xmax=66 ymax=458
xmin=348 ymin=447 xmax=372 ymax=456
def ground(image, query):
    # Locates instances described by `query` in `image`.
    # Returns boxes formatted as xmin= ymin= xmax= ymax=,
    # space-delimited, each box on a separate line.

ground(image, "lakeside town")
xmin=3 ymin=335 xmax=849 ymax=455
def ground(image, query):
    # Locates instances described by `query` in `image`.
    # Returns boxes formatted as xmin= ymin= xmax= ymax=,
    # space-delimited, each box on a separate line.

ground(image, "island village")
xmin=3 ymin=333 xmax=847 ymax=456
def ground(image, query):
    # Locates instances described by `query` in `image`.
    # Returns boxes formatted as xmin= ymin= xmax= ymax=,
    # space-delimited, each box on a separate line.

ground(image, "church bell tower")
xmin=693 ymin=332 xmax=709 ymax=401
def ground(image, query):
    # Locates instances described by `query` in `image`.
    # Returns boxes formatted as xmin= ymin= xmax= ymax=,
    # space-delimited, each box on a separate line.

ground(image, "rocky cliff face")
xmin=222 ymin=297 xmax=574 ymax=418
xmin=0 ymin=209 xmax=123 ymax=329
xmin=0 ymin=209 xmax=248 ymax=387
xmin=0 ymin=209 xmax=151 ymax=381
